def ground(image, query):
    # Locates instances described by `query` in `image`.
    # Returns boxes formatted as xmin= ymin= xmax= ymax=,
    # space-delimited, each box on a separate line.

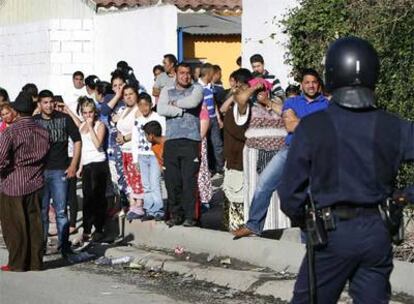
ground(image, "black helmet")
xmin=325 ymin=37 xmax=380 ymax=92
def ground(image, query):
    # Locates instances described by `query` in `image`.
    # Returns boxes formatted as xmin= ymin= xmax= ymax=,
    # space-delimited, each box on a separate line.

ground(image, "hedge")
xmin=282 ymin=0 xmax=414 ymax=187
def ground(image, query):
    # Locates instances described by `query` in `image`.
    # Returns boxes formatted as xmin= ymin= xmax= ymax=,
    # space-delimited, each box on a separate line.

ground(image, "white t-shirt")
xmin=117 ymin=106 xmax=139 ymax=152
xmin=65 ymin=86 xmax=88 ymax=118
xmin=80 ymin=121 xmax=106 ymax=166
xmin=131 ymin=112 xmax=166 ymax=163
xmin=66 ymin=86 xmax=88 ymax=157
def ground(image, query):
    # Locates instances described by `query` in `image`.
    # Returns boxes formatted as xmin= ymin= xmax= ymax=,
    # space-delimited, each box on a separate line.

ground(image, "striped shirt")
xmin=263 ymin=70 xmax=285 ymax=99
xmin=198 ymin=79 xmax=216 ymax=118
xmin=0 ymin=117 xmax=50 ymax=196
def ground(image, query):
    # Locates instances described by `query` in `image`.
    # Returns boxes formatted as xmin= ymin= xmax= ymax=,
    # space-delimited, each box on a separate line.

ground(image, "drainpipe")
xmin=177 ymin=25 xmax=207 ymax=63
xmin=177 ymin=27 xmax=184 ymax=63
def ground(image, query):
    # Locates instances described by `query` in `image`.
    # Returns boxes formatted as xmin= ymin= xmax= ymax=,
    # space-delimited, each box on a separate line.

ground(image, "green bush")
xmin=282 ymin=0 xmax=414 ymax=186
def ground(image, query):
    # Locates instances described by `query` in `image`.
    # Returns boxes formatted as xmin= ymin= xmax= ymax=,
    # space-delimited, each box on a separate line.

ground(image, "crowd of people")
xmin=0 ymin=52 xmax=330 ymax=271
xmin=1 ymin=33 xmax=407 ymax=304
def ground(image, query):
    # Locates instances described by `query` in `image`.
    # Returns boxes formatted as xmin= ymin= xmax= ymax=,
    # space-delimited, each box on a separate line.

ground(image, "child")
xmin=143 ymin=120 xmax=165 ymax=170
xmin=131 ymin=93 xmax=166 ymax=221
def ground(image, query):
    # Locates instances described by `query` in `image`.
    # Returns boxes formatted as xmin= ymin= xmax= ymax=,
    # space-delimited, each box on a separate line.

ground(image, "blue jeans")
xmin=138 ymin=155 xmax=164 ymax=216
xmin=246 ymin=147 xmax=289 ymax=234
xmin=208 ymin=117 xmax=224 ymax=173
xmin=41 ymin=169 xmax=70 ymax=251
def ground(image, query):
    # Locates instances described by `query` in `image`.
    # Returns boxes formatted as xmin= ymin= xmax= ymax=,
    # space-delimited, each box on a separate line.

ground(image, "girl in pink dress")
xmin=116 ymin=85 xmax=145 ymax=220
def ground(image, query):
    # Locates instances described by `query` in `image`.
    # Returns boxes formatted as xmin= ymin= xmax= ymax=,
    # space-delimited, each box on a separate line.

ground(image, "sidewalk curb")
xmin=123 ymin=220 xmax=414 ymax=297
xmin=104 ymin=246 xmax=406 ymax=304
xmin=125 ymin=221 xmax=305 ymax=273
xmin=104 ymin=246 xmax=295 ymax=301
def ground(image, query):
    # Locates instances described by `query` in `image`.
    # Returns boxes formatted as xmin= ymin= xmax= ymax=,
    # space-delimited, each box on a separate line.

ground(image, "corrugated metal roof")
xmin=92 ymin=0 xmax=242 ymax=11
xmin=178 ymin=13 xmax=241 ymax=35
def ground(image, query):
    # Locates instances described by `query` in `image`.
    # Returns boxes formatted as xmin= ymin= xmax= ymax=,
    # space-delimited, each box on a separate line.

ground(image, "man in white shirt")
xmin=65 ymin=70 xmax=87 ymax=233
xmin=65 ymin=71 xmax=87 ymax=117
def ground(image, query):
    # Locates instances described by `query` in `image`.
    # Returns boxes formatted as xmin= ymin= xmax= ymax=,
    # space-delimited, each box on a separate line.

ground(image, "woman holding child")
xmin=116 ymin=86 xmax=145 ymax=220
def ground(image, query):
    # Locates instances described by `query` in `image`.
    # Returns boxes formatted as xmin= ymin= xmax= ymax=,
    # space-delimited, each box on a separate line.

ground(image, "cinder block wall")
xmin=0 ymin=4 xmax=178 ymax=99
xmin=0 ymin=18 xmax=94 ymax=99
xmin=48 ymin=18 xmax=95 ymax=98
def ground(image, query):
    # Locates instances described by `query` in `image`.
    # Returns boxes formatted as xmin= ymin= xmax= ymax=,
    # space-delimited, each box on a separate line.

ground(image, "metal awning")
xmin=178 ymin=13 xmax=241 ymax=35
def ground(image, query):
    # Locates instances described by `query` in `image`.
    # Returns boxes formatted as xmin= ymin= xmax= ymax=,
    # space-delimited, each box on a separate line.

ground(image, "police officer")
xmin=278 ymin=36 xmax=414 ymax=303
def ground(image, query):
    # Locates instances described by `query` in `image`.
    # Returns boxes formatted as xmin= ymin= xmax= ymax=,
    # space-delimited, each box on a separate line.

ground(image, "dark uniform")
xmin=278 ymin=37 xmax=414 ymax=303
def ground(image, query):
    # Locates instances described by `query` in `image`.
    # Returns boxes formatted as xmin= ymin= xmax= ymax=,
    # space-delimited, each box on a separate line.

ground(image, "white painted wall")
xmin=0 ymin=0 xmax=93 ymax=26
xmin=94 ymin=5 xmax=178 ymax=92
xmin=0 ymin=18 xmax=94 ymax=99
xmin=49 ymin=18 xmax=95 ymax=97
xmin=0 ymin=4 xmax=177 ymax=99
xmin=0 ymin=21 xmax=51 ymax=98
xmin=242 ymin=0 xmax=299 ymax=89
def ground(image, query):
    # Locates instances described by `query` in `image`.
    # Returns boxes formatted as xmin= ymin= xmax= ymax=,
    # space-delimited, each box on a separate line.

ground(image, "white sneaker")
xmin=118 ymin=209 xmax=126 ymax=218
xmin=72 ymin=233 xmax=90 ymax=246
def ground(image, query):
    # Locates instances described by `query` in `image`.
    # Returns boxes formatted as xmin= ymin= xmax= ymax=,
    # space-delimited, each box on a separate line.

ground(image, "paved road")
xmin=0 ymin=247 xmax=187 ymax=304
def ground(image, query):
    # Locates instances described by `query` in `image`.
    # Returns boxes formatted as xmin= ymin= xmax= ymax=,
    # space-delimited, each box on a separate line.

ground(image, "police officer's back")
xmin=278 ymin=37 xmax=414 ymax=304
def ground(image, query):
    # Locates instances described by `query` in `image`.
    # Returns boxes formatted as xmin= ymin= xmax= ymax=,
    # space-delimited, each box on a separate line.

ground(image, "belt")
xmin=322 ymin=204 xmax=379 ymax=220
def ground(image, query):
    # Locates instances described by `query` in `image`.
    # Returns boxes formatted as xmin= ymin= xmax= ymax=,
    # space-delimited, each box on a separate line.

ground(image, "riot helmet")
xmin=325 ymin=37 xmax=380 ymax=108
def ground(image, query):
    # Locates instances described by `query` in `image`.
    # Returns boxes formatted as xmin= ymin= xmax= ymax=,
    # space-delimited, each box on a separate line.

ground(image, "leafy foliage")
xmin=282 ymin=0 xmax=414 ymax=186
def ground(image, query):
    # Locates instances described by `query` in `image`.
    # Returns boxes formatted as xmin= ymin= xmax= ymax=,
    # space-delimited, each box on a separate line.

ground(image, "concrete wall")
xmin=0 ymin=21 xmax=51 ymax=97
xmin=94 ymin=5 xmax=178 ymax=92
xmin=0 ymin=18 xmax=94 ymax=98
xmin=0 ymin=4 xmax=177 ymax=99
xmin=242 ymin=0 xmax=299 ymax=89
xmin=0 ymin=0 xmax=93 ymax=26
xmin=49 ymin=18 xmax=95 ymax=97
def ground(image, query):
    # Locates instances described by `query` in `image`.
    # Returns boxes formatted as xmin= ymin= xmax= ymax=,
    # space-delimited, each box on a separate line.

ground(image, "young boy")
xmin=143 ymin=121 xmax=165 ymax=170
xmin=131 ymin=93 xmax=165 ymax=221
